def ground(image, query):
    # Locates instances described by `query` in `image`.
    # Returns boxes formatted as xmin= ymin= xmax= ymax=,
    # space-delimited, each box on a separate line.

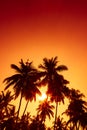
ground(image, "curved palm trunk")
xmin=54 ymin=101 xmax=58 ymax=130
xmin=16 ymin=93 xmax=23 ymax=122
xmin=22 ymin=100 xmax=29 ymax=116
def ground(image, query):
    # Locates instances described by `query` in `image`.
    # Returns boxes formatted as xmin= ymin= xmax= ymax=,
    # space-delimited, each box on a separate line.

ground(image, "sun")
xmin=38 ymin=93 xmax=47 ymax=101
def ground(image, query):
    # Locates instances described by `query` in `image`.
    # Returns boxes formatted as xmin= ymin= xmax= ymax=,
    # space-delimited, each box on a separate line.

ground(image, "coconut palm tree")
xmin=64 ymin=89 xmax=87 ymax=130
xmin=29 ymin=115 xmax=46 ymax=130
xmin=0 ymin=91 xmax=15 ymax=130
xmin=0 ymin=90 xmax=14 ymax=118
xmin=54 ymin=116 xmax=67 ymax=130
xmin=38 ymin=57 xmax=69 ymax=129
xmin=17 ymin=112 xmax=31 ymax=130
xmin=3 ymin=59 xmax=41 ymax=121
xmin=36 ymin=99 xmax=54 ymax=123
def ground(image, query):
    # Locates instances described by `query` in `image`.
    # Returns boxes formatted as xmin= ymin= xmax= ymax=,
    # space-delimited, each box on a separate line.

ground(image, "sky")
xmin=0 ymin=0 xmax=87 ymax=125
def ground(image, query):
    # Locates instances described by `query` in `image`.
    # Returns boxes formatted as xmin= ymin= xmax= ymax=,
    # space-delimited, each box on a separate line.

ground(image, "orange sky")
xmin=0 ymin=0 xmax=87 ymax=124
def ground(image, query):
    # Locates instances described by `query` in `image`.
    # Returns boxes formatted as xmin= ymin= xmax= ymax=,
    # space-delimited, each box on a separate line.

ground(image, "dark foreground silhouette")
xmin=0 ymin=57 xmax=87 ymax=130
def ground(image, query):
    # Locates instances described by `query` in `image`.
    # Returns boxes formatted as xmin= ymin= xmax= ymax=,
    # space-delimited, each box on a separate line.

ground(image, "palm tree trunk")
xmin=16 ymin=93 xmax=23 ymax=122
xmin=54 ymin=101 xmax=58 ymax=130
xmin=22 ymin=100 xmax=29 ymax=116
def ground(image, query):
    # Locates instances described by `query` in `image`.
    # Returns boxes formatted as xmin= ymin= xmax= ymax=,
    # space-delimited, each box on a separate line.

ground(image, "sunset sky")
xmin=0 ymin=0 xmax=87 ymax=124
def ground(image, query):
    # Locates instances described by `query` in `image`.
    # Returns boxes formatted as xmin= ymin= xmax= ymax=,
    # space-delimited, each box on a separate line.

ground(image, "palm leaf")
xmin=11 ymin=64 xmax=22 ymax=73
xmin=56 ymin=65 xmax=68 ymax=72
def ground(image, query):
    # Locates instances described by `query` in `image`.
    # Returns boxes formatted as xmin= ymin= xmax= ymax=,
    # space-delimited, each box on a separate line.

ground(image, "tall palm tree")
xmin=36 ymin=99 xmax=54 ymax=123
xmin=64 ymin=89 xmax=87 ymax=130
xmin=38 ymin=57 xmax=69 ymax=129
xmin=3 ymin=59 xmax=41 ymax=120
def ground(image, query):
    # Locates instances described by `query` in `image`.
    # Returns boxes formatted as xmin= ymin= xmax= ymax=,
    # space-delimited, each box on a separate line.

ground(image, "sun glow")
xmin=38 ymin=93 xmax=47 ymax=101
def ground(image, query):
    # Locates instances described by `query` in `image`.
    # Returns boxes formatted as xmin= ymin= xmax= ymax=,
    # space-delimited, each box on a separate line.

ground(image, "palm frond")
xmin=56 ymin=65 xmax=68 ymax=72
xmin=11 ymin=64 xmax=22 ymax=73
xmin=4 ymin=80 xmax=16 ymax=90
xmin=38 ymin=64 xmax=46 ymax=70
xmin=3 ymin=74 xmax=21 ymax=84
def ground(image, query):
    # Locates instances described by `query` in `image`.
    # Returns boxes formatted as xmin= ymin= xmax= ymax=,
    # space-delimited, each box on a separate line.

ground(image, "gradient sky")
xmin=0 ymin=0 xmax=87 ymax=122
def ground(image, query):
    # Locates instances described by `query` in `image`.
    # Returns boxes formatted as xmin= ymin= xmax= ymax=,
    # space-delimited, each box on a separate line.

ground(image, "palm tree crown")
xmin=64 ymin=89 xmax=87 ymax=129
xmin=3 ymin=59 xmax=41 ymax=100
xmin=3 ymin=59 xmax=41 ymax=119
xmin=38 ymin=56 xmax=69 ymax=102
xmin=36 ymin=100 xmax=54 ymax=123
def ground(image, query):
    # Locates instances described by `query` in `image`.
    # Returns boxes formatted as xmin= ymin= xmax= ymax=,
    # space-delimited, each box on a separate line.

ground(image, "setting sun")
xmin=38 ymin=93 xmax=47 ymax=101
xmin=0 ymin=0 xmax=87 ymax=129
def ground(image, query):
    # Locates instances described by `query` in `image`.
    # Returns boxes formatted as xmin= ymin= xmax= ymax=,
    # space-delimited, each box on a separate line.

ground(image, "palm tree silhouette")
xmin=0 ymin=91 xmax=14 ymax=118
xmin=29 ymin=115 xmax=46 ymax=130
xmin=36 ymin=99 xmax=54 ymax=123
xmin=17 ymin=112 xmax=31 ymax=130
xmin=0 ymin=91 xmax=15 ymax=130
xmin=64 ymin=89 xmax=87 ymax=130
xmin=3 ymin=59 xmax=41 ymax=121
xmin=1 ymin=117 xmax=15 ymax=130
xmin=38 ymin=57 xmax=69 ymax=129
xmin=53 ymin=116 xmax=67 ymax=130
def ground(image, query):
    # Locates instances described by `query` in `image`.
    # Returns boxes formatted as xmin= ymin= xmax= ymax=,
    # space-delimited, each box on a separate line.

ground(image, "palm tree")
xmin=17 ymin=112 xmax=31 ymax=130
xmin=29 ymin=115 xmax=46 ymax=130
xmin=64 ymin=89 xmax=87 ymax=130
xmin=80 ymin=112 xmax=87 ymax=130
xmin=38 ymin=57 xmax=69 ymax=129
xmin=1 ymin=117 xmax=15 ymax=130
xmin=36 ymin=99 xmax=54 ymax=123
xmin=54 ymin=116 xmax=67 ymax=130
xmin=0 ymin=90 xmax=14 ymax=118
xmin=3 ymin=59 xmax=41 ymax=120
xmin=0 ymin=91 xmax=15 ymax=130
